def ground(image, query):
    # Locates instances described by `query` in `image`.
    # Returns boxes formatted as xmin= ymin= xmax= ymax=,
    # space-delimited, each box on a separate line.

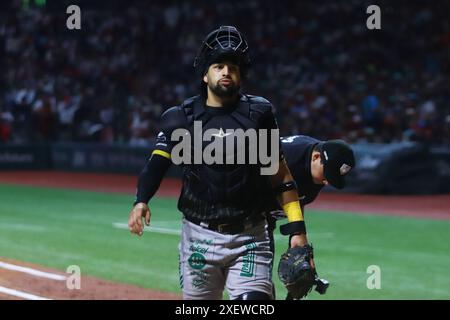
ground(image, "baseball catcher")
xmin=129 ymin=26 xmax=311 ymax=300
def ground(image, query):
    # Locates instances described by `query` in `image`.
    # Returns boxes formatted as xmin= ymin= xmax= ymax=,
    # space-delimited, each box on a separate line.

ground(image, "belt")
xmin=185 ymin=213 xmax=266 ymax=235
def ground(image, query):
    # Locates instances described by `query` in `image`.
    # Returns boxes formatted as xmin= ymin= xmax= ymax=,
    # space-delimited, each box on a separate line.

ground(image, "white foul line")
xmin=113 ymin=222 xmax=181 ymax=235
xmin=0 ymin=261 xmax=67 ymax=281
xmin=0 ymin=286 xmax=51 ymax=300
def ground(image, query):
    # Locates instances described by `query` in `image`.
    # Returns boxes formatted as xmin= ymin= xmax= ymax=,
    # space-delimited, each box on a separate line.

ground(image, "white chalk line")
xmin=0 ymin=286 xmax=52 ymax=300
xmin=0 ymin=261 xmax=67 ymax=281
xmin=113 ymin=222 xmax=180 ymax=235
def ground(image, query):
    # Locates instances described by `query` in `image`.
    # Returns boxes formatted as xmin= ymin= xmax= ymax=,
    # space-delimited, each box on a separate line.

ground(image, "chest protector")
xmin=175 ymin=94 xmax=275 ymax=219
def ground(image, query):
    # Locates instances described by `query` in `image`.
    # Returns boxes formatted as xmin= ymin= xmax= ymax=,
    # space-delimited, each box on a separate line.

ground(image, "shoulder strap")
xmin=160 ymin=105 xmax=188 ymax=136
xmin=246 ymin=95 xmax=273 ymax=120
xmin=230 ymin=94 xmax=273 ymax=129
xmin=191 ymin=95 xmax=212 ymax=125
xmin=179 ymin=95 xmax=196 ymax=125
xmin=228 ymin=94 xmax=254 ymax=130
xmin=160 ymin=96 xmax=207 ymax=136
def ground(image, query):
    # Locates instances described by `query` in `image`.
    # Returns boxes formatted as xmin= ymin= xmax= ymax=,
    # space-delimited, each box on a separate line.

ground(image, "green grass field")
xmin=0 ymin=183 xmax=449 ymax=299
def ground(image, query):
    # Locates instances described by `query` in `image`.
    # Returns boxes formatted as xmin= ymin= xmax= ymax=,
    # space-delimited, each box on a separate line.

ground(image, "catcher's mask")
xmin=194 ymin=26 xmax=251 ymax=80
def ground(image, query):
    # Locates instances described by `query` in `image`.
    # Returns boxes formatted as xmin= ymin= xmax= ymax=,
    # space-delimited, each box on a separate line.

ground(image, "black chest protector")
xmin=171 ymin=94 xmax=275 ymax=221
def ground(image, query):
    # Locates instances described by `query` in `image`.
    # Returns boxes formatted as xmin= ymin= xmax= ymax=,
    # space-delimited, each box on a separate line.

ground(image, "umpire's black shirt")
xmin=281 ymin=135 xmax=324 ymax=206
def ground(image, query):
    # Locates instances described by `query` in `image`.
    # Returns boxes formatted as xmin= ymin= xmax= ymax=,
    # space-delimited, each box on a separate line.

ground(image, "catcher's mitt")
xmin=278 ymin=244 xmax=316 ymax=300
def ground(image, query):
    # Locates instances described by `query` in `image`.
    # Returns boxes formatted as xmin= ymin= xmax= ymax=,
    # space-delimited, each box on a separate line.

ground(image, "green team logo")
xmin=178 ymin=254 xmax=183 ymax=289
xmin=191 ymin=270 xmax=208 ymax=288
xmin=192 ymin=277 xmax=206 ymax=288
xmin=188 ymin=252 xmax=206 ymax=270
xmin=240 ymin=242 xmax=257 ymax=277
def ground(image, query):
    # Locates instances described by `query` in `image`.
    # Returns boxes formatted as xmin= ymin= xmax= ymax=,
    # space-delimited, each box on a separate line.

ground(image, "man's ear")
xmin=203 ymin=73 xmax=208 ymax=84
xmin=312 ymin=151 xmax=321 ymax=161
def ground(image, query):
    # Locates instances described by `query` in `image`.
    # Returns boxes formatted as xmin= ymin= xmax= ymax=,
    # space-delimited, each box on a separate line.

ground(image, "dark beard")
xmin=209 ymin=81 xmax=240 ymax=98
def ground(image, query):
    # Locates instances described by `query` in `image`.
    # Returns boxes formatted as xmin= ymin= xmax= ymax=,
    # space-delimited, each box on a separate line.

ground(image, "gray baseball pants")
xmin=179 ymin=217 xmax=274 ymax=300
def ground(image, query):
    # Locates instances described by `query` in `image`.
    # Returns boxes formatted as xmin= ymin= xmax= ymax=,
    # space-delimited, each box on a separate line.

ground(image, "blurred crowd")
xmin=1 ymin=0 xmax=449 ymax=146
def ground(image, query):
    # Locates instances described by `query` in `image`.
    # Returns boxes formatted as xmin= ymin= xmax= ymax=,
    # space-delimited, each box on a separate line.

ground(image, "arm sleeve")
xmin=133 ymin=105 xmax=187 ymax=206
xmin=133 ymin=131 xmax=173 ymax=205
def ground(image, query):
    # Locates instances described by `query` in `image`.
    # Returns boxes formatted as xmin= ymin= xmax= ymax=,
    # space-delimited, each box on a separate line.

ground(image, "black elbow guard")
xmin=273 ymin=181 xmax=297 ymax=195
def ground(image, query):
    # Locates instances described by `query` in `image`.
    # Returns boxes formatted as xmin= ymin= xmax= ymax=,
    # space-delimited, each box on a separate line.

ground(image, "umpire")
xmin=268 ymin=134 xmax=356 ymax=240
xmin=269 ymin=135 xmax=355 ymax=299
xmin=128 ymin=26 xmax=311 ymax=300
xmin=278 ymin=135 xmax=355 ymax=209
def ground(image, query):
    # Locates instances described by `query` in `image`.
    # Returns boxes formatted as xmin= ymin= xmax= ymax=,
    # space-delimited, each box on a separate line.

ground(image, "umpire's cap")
xmin=194 ymin=26 xmax=250 ymax=77
xmin=317 ymin=140 xmax=355 ymax=189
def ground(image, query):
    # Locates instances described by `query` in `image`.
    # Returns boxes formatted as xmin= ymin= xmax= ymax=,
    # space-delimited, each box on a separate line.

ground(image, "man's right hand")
xmin=128 ymin=202 xmax=151 ymax=236
xmin=290 ymin=233 xmax=315 ymax=269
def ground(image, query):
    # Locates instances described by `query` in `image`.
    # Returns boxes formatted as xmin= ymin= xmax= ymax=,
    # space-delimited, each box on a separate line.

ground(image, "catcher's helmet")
xmin=194 ymin=26 xmax=250 ymax=77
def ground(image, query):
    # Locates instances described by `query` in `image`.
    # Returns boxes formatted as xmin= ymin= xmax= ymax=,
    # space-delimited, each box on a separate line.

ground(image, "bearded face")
xmin=204 ymin=62 xmax=241 ymax=98
xmin=208 ymin=79 xmax=240 ymax=97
